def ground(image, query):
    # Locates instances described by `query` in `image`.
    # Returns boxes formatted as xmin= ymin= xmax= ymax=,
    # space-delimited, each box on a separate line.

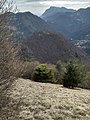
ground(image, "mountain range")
xmin=1 ymin=9 xmax=90 ymax=64
xmin=41 ymin=7 xmax=90 ymax=55
xmin=3 ymin=7 xmax=90 ymax=43
xmin=41 ymin=7 xmax=90 ymax=40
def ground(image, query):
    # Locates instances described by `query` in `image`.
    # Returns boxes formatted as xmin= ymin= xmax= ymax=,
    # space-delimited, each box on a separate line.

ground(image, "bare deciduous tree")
xmin=0 ymin=0 xmax=17 ymax=14
xmin=0 ymin=0 xmax=19 ymax=88
xmin=0 ymin=1 xmax=21 ymax=119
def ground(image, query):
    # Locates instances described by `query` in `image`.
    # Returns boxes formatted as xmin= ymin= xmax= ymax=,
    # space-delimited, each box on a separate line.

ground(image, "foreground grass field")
xmin=2 ymin=78 xmax=90 ymax=120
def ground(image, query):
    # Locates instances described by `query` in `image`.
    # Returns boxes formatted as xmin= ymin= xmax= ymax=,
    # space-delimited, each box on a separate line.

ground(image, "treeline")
xmin=19 ymin=59 xmax=90 ymax=89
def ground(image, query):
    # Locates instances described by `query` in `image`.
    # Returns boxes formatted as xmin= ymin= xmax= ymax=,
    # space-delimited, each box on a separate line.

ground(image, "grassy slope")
xmin=7 ymin=78 xmax=90 ymax=120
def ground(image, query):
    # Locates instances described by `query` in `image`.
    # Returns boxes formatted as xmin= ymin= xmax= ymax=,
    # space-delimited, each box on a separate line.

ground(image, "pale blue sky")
xmin=8 ymin=0 xmax=90 ymax=15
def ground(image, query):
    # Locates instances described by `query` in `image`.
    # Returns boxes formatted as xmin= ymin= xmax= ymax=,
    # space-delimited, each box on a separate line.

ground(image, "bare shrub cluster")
xmin=20 ymin=61 xmax=40 ymax=79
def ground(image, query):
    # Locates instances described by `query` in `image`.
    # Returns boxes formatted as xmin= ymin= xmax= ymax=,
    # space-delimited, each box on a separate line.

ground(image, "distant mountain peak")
xmin=41 ymin=6 xmax=76 ymax=18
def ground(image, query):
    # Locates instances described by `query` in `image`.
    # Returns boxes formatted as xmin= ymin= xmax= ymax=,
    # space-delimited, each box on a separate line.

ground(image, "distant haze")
xmin=8 ymin=0 xmax=90 ymax=15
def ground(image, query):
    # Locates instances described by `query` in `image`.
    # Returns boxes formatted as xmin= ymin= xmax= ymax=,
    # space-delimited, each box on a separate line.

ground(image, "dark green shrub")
xmin=62 ymin=59 xmax=86 ymax=88
xmin=32 ymin=64 xmax=54 ymax=83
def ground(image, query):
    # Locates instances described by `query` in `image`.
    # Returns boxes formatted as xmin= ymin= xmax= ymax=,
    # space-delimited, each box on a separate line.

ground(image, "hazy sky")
xmin=8 ymin=0 xmax=90 ymax=15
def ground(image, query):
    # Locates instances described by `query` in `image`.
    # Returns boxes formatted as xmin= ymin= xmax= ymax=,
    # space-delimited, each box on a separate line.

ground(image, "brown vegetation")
xmin=4 ymin=78 xmax=90 ymax=120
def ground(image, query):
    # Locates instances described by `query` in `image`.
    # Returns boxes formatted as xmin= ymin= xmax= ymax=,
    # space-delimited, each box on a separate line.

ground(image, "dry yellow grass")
xmin=5 ymin=78 xmax=90 ymax=120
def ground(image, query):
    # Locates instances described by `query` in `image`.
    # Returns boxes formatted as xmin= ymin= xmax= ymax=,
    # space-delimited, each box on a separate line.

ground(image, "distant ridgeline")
xmin=1 ymin=8 xmax=90 ymax=64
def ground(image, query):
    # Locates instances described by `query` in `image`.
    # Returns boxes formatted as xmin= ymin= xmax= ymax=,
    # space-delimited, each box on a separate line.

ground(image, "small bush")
xmin=62 ymin=59 xmax=86 ymax=88
xmin=32 ymin=64 xmax=54 ymax=83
